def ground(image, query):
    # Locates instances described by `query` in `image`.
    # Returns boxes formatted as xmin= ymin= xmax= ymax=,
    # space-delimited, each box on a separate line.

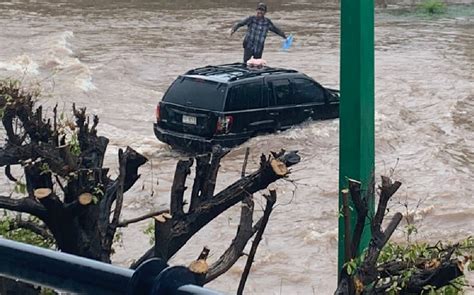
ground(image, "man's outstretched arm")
xmin=268 ymin=20 xmax=287 ymax=39
xmin=231 ymin=16 xmax=251 ymax=35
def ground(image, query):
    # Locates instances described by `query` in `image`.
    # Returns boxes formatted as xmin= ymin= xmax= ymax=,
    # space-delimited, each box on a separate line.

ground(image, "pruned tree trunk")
xmin=0 ymin=82 xmax=147 ymax=263
xmin=1 ymin=81 xmax=301 ymax=290
xmin=132 ymin=149 xmax=300 ymax=275
xmin=335 ymin=176 xmax=465 ymax=294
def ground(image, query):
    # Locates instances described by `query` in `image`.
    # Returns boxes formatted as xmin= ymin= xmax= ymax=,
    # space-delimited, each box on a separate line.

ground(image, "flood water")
xmin=0 ymin=0 xmax=473 ymax=293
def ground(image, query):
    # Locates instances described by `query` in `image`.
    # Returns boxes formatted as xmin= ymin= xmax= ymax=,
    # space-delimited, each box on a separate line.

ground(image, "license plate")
xmin=182 ymin=115 xmax=197 ymax=125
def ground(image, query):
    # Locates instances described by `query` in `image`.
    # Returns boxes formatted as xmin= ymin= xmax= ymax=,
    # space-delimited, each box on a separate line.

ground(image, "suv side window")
xmin=293 ymin=78 xmax=326 ymax=104
xmin=246 ymin=82 xmax=263 ymax=109
xmin=272 ymin=79 xmax=293 ymax=106
xmin=225 ymin=82 xmax=263 ymax=111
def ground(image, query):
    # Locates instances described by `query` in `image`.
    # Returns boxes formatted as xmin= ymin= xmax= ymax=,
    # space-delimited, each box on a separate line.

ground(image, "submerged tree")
xmin=0 ymin=79 xmax=300 ymax=291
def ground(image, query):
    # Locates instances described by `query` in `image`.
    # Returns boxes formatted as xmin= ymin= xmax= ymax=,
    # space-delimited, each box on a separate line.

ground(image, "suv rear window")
xmin=163 ymin=77 xmax=227 ymax=111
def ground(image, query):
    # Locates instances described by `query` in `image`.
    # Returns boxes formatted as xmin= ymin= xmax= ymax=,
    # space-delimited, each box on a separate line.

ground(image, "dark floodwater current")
xmin=0 ymin=1 xmax=473 ymax=293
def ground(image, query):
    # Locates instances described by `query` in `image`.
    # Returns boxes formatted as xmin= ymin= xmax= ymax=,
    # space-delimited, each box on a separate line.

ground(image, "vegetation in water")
xmin=418 ymin=0 xmax=447 ymax=14
xmin=143 ymin=220 xmax=155 ymax=245
xmin=382 ymin=3 xmax=474 ymax=21
xmin=379 ymin=238 xmax=473 ymax=294
xmin=344 ymin=231 xmax=473 ymax=294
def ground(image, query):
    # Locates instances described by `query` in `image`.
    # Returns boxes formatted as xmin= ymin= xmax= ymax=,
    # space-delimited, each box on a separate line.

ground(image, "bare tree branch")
xmin=189 ymin=154 xmax=211 ymax=212
xmin=107 ymin=148 xmax=126 ymax=240
xmin=163 ymin=151 xmax=299 ymax=261
xmin=117 ymin=209 xmax=168 ymax=228
xmin=201 ymin=146 xmax=229 ymax=199
xmin=237 ymin=190 xmax=277 ymax=295
xmin=205 ymin=195 xmax=255 ymax=283
xmin=5 ymin=165 xmax=17 ymax=182
xmin=241 ymin=147 xmax=250 ymax=178
xmin=347 ymin=179 xmax=367 ymax=259
xmin=0 ymin=195 xmax=47 ymax=218
xmin=170 ymin=159 xmax=193 ymax=217
xmin=341 ymin=189 xmax=352 ymax=262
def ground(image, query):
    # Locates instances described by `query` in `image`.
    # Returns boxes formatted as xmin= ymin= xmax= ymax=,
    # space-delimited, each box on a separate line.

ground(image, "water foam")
xmin=58 ymin=31 xmax=74 ymax=51
xmin=43 ymin=31 xmax=97 ymax=91
xmin=0 ymin=54 xmax=39 ymax=75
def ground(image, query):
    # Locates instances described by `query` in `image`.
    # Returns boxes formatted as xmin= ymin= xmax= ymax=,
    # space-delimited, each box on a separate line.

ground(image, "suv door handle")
xmin=269 ymin=112 xmax=279 ymax=116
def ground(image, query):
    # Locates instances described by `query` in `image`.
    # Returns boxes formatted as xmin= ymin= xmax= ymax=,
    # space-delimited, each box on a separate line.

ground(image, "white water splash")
xmin=0 ymin=54 xmax=39 ymax=75
xmin=43 ymin=31 xmax=97 ymax=91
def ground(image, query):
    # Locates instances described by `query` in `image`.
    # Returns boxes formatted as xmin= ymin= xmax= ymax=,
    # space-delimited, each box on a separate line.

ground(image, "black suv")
xmin=154 ymin=63 xmax=339 ymax=152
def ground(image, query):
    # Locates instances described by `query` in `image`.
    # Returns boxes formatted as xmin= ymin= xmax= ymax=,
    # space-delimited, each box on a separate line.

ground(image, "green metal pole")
xmin=338 ymin=0 xmax=375 ymax=274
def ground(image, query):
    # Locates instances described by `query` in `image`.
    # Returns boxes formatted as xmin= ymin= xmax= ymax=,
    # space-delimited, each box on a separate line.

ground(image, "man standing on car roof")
xmin=230 ymin=2 xmax=287 ymax=63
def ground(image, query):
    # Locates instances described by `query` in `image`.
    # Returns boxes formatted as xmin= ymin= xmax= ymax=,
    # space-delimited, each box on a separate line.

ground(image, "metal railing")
xmin=0 ymin=238 xmax=222 ymax=295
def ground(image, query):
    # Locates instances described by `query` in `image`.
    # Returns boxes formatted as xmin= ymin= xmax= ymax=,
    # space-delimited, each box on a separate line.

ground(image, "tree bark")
xmin=170 ymin=159 xmax=193 ymax=217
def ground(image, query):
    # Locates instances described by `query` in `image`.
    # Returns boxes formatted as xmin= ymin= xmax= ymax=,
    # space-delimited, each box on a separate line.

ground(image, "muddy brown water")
xmin=0 ymin=1 xmax=473 ymax=293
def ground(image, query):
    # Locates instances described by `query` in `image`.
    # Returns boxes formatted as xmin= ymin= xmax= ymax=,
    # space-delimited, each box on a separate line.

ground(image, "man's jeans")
xmin=243 ymin=47 xmax=263 ymax=63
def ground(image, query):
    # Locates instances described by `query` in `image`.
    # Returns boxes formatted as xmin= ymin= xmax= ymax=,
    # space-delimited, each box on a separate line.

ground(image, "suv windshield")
xmin=163 ymin=77 xmax=227 ymax=111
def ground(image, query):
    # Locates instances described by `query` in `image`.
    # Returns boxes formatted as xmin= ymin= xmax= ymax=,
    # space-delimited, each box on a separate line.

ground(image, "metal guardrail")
xmin=0 ymin=238 xmax=222 ymax=295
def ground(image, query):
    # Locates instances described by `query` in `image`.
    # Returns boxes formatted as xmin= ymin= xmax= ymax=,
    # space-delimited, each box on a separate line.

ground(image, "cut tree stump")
xmin=34 ymin=188 xmax=52 ymax=199
xmin=270 ymin=159 xmax=288 ymax=176
xmin=78 ymin=193 xmax=93 ymax=205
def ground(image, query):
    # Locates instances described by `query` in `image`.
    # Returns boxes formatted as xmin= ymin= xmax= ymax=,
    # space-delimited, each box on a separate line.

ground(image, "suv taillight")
xmin=216 ymin=115 xmax=233 ymax=134
xmin=155 ymin=105 xmax=161 ymax=121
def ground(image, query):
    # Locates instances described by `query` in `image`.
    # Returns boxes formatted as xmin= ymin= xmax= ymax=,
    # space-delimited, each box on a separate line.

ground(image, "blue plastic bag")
xmin=281 ymin=34 xmax=293 ymax=51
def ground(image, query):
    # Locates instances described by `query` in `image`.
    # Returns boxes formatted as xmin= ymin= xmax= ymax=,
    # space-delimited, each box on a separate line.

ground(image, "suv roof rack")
xmin=184 ymin=63 xmax=298 ymax=82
